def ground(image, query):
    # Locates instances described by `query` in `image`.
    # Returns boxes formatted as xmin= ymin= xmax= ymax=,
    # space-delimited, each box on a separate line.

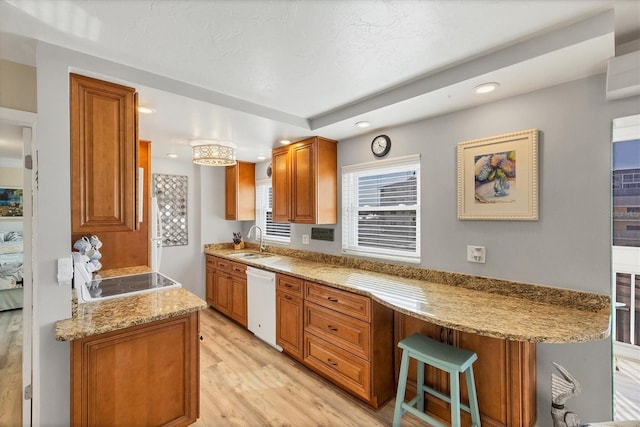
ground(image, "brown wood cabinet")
xmin=275 ymin=273 xmax=304 ymax=361
xmin=70 ymin=73 xmax=138 ymax=233
xmin=394 ymin=312 xmax=536 ymax=427
xmin=207 ymin=256 xmax=248 ymax=327
xmin=71 ymin=312 xmax=200 ymax=427
xmin=225 ymin=161 xmax=256 ymax=220
xmin=302 ymin=281 xmax=394 ymax=408
xmin=271 ymin=136 xmax=338 ymax=224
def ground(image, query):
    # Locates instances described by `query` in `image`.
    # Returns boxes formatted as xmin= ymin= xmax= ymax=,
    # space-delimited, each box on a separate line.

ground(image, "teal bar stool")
xmin=393 ymin=333 xmax=481 ymax=427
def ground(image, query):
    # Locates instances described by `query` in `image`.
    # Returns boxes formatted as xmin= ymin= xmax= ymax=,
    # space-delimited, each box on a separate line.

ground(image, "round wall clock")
xmin=266 ymin=162 xmax=272 ymax=177
xmin=371 ymin=134 xmax=391 ymax=157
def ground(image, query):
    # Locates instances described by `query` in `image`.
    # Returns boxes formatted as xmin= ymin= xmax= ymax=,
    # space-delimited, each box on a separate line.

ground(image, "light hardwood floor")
xmin=196 ymin=307 xmax=423 ymax=427
xmin=0 ymin=308 xmax=22 ymax=427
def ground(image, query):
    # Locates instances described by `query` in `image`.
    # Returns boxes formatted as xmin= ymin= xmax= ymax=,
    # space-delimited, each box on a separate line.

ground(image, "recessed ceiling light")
xmin=167 ymin=153 xmax=179 ymax=158
xmin=138 ymin=106 xmax=156 ymax=114
xmin=257 ymin=155 xmax=267 ymax=161
xmin=280 ymin=139 xmax=291 ymax=145
xmin=355 ymin=121 xmax=371 ymax=128
xmin=473 ymin=82 xmax=500 ymax=94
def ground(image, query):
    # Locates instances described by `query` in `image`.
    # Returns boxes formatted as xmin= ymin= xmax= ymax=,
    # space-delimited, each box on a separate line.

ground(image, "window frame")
xmin=255 ymin=179 xmax=291 ymax=244
xmin=341 ymin=154 xmax=421 ymax=263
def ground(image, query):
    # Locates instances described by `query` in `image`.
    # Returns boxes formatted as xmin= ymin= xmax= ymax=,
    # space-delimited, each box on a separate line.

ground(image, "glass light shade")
xmin=192 ymin=144 xmax=236 ymax=166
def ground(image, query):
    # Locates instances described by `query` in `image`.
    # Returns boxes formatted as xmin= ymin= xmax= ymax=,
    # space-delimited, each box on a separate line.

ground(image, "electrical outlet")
xmin=302 ymin=234 xmax=310 ymax=245
xmin=467 ymin=245 xmax=486 ymax=263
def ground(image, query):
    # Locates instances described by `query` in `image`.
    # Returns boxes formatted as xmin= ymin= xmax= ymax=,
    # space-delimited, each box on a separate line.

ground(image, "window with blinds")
xmin=342 ymin=154 xmax=421 ymax=263
xmin=256 ymin=180 xmax=291 ymax=243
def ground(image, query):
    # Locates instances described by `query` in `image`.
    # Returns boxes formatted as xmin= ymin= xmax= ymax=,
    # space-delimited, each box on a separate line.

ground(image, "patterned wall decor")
xmin=153 ymin=174 xmax=188 ymax=246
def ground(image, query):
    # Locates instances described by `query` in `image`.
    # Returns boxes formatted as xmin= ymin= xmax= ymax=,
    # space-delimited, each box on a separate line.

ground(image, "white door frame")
xmin=0 ymin=106 xmax=37 ymax=427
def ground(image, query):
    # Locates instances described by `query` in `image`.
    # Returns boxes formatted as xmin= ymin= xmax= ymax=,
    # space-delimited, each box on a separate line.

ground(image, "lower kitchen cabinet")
xmin=275 ymin=273 xmax=304 ymax=361
xmin=71 ymin=312 xmax=200 ymax=427
xmin=207 ymin=255 xmax=247 ymax=328
xmin=394 ymin=312 xmax=537 ymax=427
xmin=303 ymin=281 xmax=394 ymax=408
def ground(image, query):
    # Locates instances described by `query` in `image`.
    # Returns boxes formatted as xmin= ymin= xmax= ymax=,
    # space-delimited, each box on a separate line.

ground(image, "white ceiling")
xmin=0 ymin=0 xmax=639 ymax=162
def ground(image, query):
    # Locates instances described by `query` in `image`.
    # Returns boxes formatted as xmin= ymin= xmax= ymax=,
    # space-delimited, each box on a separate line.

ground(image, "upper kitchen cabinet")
xmin=272 ymin=136 xmax=338 ymax=224
xmin=70 ymin=73 xmax=138 ymax=233
xmin=225 ymin=161 xmax=256 ymax=221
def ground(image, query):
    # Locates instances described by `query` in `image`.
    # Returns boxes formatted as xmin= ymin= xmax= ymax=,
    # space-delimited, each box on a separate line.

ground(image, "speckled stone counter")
xmin=57 ymin=288 xmax=207 ymax=341
xmin=204 ymin=244 xmax=610 ymax=343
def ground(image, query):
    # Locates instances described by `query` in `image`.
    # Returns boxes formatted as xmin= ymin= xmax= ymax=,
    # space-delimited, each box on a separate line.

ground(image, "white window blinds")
xmin=256 ymin=180 xmax=291 ymax=243
xmin=342 ymin=155 xmax=420 ymax=263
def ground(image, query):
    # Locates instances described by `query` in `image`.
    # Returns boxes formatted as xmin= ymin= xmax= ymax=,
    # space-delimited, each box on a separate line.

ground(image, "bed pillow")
xmin=4 ymin=231 xmax=22 ymax=242
xmin=0 ymin=240 xmax=23 ymax=254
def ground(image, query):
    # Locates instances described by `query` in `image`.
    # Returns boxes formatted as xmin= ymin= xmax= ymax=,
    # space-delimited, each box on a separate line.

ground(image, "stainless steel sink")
xmin=228 ymin=252 xmax=274 ymax=260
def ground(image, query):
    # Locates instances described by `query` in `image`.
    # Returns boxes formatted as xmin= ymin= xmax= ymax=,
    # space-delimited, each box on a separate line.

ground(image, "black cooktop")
xmin=87 ymin=272 xmax=180 ymax=299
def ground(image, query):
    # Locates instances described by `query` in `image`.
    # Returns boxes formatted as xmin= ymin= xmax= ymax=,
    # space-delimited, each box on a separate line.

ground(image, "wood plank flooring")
xmin=196 ymin=308 xmax=424 ymax=427
xmin=0 ymin=308 xmax=22 ymax=427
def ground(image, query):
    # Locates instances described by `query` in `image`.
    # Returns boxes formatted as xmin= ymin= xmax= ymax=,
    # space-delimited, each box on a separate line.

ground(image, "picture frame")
xmin=457 ymin=128 xmax=538 ymax=220
xmin=0 ymin=187 xmax=23 ymax=218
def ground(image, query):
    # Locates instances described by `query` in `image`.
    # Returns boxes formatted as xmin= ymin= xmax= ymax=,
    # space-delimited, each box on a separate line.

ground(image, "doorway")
xmin=611 ymin=114 xmax=640 ymax=421
xmin=0 ymin=107 xmax=35 ymax=426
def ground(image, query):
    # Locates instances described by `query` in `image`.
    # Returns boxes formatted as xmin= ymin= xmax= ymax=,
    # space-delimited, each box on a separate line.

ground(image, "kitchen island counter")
xmin=56 ymin=288 xmax=207 ymax=341
xmin=205 ymin=244 xmax=610 ymax=343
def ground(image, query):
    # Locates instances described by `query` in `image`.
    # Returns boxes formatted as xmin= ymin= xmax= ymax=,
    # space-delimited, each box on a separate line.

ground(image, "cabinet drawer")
xmin=304 ymin=301 xmax=370 ymax=360
xmin=215 ymin=258 xmax=247 ymax=277
xmin=304 ymin=332 xmax=370 ymax=401
xmin=206 ymin=255 xmax=217 ymax=268
xmin=229 ymin=261 xmax=246 ymax=278
xmin=215 ymin=258 xmax=233 ymax=273
xmin=305 ymin=282 xmax=370 ymax=322
xmin=277 ymin=274 xmax=303 ymax=297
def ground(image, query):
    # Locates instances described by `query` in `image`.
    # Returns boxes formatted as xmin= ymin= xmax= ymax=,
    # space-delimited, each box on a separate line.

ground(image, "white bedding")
xmin=0 ymin=230 xmax=23 ymax=310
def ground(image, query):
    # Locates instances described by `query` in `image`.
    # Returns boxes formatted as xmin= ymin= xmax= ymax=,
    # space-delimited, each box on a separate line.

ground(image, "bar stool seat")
xmin=393 ymin=333 xmax=481 ymax=427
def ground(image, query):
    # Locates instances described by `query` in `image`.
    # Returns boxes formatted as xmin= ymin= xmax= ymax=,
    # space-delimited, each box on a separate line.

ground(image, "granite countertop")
xmin=57 ymin=280 xmax=207 ymax=341
xmin=205 ymin=245 xmax=610 ymax=343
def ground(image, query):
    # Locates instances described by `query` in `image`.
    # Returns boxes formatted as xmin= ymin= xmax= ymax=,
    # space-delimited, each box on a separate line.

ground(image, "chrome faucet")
xmin=247 ymin=225 xmax=266 ymax=252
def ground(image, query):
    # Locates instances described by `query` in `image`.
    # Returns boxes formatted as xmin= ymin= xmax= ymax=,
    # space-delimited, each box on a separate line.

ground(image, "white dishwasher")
xmin=246 ymin=266 xmax=282 ymax=351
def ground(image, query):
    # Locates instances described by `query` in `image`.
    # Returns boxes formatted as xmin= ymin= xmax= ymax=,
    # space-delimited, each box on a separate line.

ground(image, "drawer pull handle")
xmin=327 ymin=325 xmax=338 ymax=332
xmin=285 ymin=284 xmax=293 ymax=288
xmin=327 ymin=359 xmax=338 ymax=366
xmin=284 ymin=295 xmax=292 ymax=300
xmin=327 ymin=297 xmax=339 ymax=303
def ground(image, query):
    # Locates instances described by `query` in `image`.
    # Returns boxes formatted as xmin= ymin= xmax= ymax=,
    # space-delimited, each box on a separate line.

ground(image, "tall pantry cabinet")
xmin=70 ymin=73 xmax=151 ymax=269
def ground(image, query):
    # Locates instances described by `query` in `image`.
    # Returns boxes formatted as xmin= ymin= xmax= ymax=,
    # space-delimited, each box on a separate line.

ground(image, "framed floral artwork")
xmin=457 ymin=129 xmax=538 ymax=220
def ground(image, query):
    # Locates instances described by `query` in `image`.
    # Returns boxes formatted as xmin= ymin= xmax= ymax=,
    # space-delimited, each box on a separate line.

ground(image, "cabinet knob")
xmin=199 ymin=335 xmax=204 ymax=341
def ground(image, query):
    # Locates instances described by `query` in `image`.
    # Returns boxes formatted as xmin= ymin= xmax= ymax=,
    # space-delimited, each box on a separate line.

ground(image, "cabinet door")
xmin=225 ymin=161 xmax=256 ymax=221
xmin=213 ymin=272 xmax=232 ymax=316
xmin=71 ymin=313 xmax=199 ymax=426
xmin=205 ymin=266 xmax=215 ymax=306
xmin=276 ymin=290 xmax=303 ymax=360
xmin=225 ymin=165 xmax=237 ymax=220
xmin=271 ymin=146 xmax=290 ymax=223
xmin=70 ymin=73 xmax=137 ymax=233
xmin=230 ymin=276 xmax=247 ymax=327
xmin=290 ymin=139 xmax=316 ymax=223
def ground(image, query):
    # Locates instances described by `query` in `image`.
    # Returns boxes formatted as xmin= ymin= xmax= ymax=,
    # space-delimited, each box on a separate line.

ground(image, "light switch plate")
xmin=302 ymin=235 xmax=310 ymax=245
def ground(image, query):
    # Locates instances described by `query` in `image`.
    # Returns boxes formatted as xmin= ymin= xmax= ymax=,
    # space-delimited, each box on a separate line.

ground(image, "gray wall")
xmin=33 ymin=39 xmax=639 ymax=425
xmin=252 ymin=76 xmax=640 ymax=424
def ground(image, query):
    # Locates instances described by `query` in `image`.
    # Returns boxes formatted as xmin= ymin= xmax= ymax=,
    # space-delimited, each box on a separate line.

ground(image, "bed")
xmin=0 ymin=231 xmax=23 ymax=311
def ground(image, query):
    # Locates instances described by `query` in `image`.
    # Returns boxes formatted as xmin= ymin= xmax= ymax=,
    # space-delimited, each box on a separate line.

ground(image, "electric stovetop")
xmin=87 ymin=272 xmax=181 ymax=299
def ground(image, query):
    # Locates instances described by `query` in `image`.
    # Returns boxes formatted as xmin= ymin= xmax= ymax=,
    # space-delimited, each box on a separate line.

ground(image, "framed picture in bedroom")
xmin=457 ymin=128 xmax=539 ymax=221
xmin=0 ymin=187 xmax=23 ymax=218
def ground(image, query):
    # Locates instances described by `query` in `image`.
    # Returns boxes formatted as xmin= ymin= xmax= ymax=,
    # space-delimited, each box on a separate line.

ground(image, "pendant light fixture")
xmin=191 ymin=140 xmax=236 ymax=166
